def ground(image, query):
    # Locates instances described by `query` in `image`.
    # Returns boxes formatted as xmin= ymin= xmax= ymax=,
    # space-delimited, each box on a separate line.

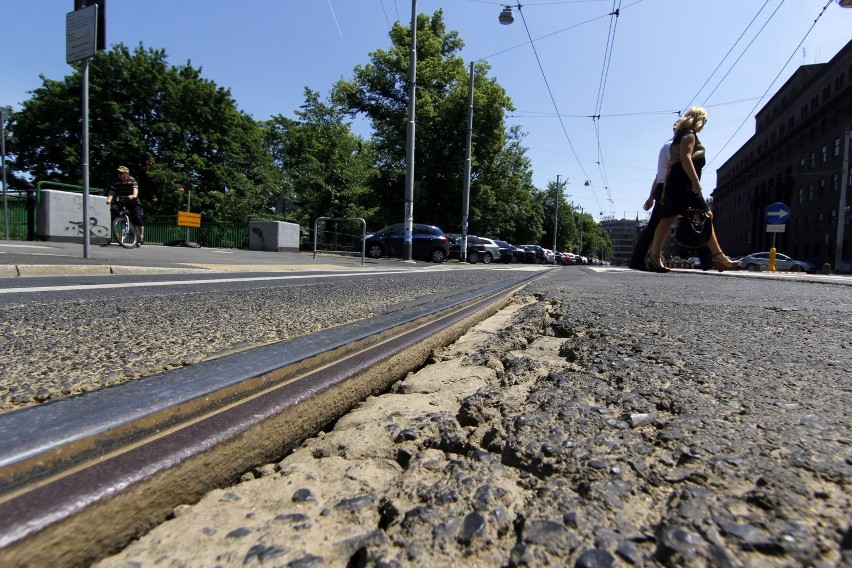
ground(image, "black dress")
xmin=660 ymin=128 xmax=708 ymax=217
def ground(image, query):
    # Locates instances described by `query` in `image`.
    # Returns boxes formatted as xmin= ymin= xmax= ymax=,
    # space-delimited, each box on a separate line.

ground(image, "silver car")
xmin=738 ymin=252 xmax=816 ymax=273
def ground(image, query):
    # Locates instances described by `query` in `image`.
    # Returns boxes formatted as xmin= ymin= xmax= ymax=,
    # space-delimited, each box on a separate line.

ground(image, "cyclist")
xmin=106 ymin=165 xmax=145 ymax=246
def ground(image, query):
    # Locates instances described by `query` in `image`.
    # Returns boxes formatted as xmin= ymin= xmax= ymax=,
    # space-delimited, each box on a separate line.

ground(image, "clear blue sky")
xmin=2 ymin=1 xmax=850 ymax=222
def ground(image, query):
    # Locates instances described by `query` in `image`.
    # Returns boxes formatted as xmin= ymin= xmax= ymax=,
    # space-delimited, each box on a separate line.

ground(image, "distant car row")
xmin=361 ymin=223 xmax=598 ymax=265
xmin=670 ymin=251 xmax=817 ymax=273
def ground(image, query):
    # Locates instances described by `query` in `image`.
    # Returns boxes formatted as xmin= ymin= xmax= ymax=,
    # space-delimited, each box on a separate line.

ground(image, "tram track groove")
xmin=0 ymin=270 xmax=546 ymax=567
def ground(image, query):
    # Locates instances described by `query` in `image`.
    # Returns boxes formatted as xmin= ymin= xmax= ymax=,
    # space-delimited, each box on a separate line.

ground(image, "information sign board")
xmin=66 ymin=5 xmax=98 ymax=64
xmin=177 ymin=211 xmax=201 ymax=228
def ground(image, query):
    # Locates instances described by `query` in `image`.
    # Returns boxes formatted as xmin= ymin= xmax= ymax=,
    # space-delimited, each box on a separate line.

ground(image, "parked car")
xmin=520 ymin=245 xmax=547 ymax=264
xmin=738 ymin=252 xmax=816 ymax=273
xmin=542 ymin=249 xmax=556 ymax=264
xmin=363 ymin=223 xmax=449 ymax=263
xmin=446 ymin=234 xmax=501 ymax=264
xmin=491 ymin=239 xmax=523 ymax=263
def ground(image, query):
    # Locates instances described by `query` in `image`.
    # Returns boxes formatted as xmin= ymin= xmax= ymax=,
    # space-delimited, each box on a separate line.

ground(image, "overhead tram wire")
xmin=513 ymin=5 xmax=602 ymax=213
xmin=698 ymin=0 xmax=786 ymax=110
xmin=591 ymin=0 xmax=622 ymax=217
xmin=709 ymin=0 xmax=835 ymax=166
xmin=682 ymin=0 xmax=775 ymax=112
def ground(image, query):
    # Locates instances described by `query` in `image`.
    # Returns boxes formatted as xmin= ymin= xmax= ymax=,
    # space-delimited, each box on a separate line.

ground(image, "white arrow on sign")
xmin=767 ymin=210 xmax=789 ymax=220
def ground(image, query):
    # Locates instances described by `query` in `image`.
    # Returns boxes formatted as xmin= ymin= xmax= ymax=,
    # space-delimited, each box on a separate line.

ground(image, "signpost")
xmin=765 ymin=202 xmax=791 ymax=272
xmin=765 ymin=202 xmax=791 ymax=224
xmin=67 ymin=4 xmax=98 ymax=258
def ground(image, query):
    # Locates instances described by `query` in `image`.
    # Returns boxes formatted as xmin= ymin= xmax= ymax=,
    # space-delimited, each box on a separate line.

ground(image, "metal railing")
xmin=313 ymin=217 xmax=366 ymax=265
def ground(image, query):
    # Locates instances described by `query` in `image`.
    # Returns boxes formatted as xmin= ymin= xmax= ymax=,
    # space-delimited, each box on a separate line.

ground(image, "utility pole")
xmin=402 ymin=0 xmax=417 ymax=262
xmin=552 ymin=175 xmax=560 ymax=252
xmin=461 ymin=61 xmax=474 ymax=263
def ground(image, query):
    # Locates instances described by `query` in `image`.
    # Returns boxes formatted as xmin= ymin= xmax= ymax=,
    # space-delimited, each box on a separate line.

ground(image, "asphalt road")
xmin=90 ymin=266 xmax=852 ymax=567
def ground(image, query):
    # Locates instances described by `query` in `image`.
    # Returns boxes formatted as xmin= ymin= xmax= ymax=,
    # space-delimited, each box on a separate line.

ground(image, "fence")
xmin=0 ymin=202 xmax=249 ymax=249
xmin=1 ymin=199 xmax=29 ymax=239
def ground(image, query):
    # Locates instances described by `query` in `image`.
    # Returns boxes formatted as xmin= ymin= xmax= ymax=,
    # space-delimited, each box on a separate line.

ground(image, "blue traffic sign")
xmin=765 ymin=202 xmax=791 ymax=224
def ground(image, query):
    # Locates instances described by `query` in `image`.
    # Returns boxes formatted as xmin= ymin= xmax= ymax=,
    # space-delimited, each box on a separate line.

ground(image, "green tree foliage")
xmin=263 ymin=89 xmax=377 ymax=227
xmin=8 ymin=43 xmax=275 ymax=224
xmin=332 ymin=10 xmax=522 ymax=234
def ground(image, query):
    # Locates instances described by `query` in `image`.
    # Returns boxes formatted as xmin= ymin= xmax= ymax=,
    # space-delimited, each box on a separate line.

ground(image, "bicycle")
xmin=111 ymin=198 xmax=139 ymax=249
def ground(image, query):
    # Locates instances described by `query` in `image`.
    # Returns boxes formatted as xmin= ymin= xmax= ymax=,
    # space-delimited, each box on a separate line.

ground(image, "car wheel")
xmin=482 ymin=252 xmax=493 ymax=264
xmin=746 ymin=263 xmax=758 ymax=271
xmin=791 ymin=264 xmax=803 ymax=272
xmin=367 ymin=244 xmax=383 ymax=259
xmin=468 ymin=251 xmax=480 ymax=264
xmin=430 ymin=248 xmax=446 ymax=263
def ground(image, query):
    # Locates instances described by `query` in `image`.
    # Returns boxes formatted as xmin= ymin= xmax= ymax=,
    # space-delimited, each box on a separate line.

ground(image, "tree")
xmin=263 ymin=89 xmax=377 ymax=228
xmin=332 ymin=10 xmax=522 ymax=232
xmin=8 ymin=43 xmax=274 ymax=224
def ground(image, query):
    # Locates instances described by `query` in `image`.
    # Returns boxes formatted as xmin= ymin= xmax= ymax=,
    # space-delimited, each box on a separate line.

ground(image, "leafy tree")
xmin=8 ymin=43 xmax=274 ymax=224
xmin=263 ymin=89 xmax=377 ymax=228
xmin=332 ymin=10 xmax=521 ymax=232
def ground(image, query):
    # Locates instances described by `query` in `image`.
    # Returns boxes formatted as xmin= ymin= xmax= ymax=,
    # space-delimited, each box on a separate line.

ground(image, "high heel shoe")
xmin=646 ymin=255 xmax=670 ymax=273
xmin=711 ymin=252 xmax=740 ymax=272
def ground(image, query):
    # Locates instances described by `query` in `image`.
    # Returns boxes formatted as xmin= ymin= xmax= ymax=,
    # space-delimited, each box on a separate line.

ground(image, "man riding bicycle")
xmin=106 ymin=165 xmax=145 ymax=246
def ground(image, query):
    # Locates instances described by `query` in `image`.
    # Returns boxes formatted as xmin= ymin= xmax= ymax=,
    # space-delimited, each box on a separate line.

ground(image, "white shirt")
xmin=656 ymin=139 xmax=673 ymax=183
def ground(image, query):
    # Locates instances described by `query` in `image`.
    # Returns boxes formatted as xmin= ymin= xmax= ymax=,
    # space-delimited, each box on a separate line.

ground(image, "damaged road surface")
xmin=97 ymin=269 xmax=851 ymax=567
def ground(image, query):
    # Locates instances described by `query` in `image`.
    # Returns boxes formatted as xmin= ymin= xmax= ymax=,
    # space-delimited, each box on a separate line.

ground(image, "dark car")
xmin=363 ymin=223 xmax=449 ymax=263
xmin=520 ymin=245 xmax=547 ymax=264
xmin=446 ymin=234 xmax=501 ymax=264
xmin=491 ymin=240 xmax=523 ymax=263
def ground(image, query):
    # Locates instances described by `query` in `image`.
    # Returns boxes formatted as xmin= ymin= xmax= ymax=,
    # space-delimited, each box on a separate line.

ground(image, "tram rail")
xmin=0 ymin=270 xmax=545 ymax=567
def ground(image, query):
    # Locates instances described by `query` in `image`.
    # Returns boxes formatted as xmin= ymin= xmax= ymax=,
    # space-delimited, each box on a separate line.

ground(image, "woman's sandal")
xmin=647 ymin=255 xmax=670 ymax=273
xmin=711 ymin=252 xmax=740 ymax=272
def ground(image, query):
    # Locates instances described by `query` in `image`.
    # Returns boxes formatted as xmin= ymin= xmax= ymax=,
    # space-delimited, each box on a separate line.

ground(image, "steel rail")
xmin=0 ymin=270 xmax=546 ymax=567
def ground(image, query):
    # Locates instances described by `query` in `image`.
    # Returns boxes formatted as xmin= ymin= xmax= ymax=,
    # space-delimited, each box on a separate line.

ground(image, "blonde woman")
xmin=647 ymin=107 xmax=738 ymax=272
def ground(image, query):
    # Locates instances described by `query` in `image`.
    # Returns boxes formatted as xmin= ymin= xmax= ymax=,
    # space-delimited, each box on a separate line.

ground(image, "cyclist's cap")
xmin=117 ymin=166 xmax=130 ymax=173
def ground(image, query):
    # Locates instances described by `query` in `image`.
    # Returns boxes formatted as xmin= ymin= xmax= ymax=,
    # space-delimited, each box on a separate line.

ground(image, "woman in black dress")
xmin=647 ymin=106 xmax=739 ymax=273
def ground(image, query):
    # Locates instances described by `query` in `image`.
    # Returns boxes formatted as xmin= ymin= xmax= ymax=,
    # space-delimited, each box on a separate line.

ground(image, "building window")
xmin=837 ymin=137 xmax=842 ymax=157
xmin=808 ymin=185 xmax=814 ymax=201
xmin=822 ymin=145 xmax=828 ymax=162
xmin=799 ymin=157 xmax=805 ymax=171
xmin=820 ymin=179 xmax=825 ymax=196
xmin=833 ymin=173 xmax=839 ymax=192
xmin=798 ymin=187 xmax=803 ymax=204
xmin=810 ymin=152 xmax=816 ymax=169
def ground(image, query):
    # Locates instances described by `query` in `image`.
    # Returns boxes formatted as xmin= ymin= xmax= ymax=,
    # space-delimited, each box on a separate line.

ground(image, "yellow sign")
xmin=177 ymin=211 xmax=201 ymax=228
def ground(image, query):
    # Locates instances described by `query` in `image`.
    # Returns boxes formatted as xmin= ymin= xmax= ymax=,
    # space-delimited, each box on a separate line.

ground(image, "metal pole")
xmin=579 ymin=207 xmax=584 ymax=255
xmin=81 ymin=57 xmax=91 ymax=258
xmin=834 ymin=127 xmax=850 ymax=272
xmin=461 ymin=61 xmax=474 ymax=263
xmin=0 ymin=107 xmax=9 ymax=240
xmin=402 ymin=0 xmax=417 ymax=262
xmin=185 ymin=187 xmax=191 ymax=242
xmin=552 ymin=175 xmax=559 ymax=252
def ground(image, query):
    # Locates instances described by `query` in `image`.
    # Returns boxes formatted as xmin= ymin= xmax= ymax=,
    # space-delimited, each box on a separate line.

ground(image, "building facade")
xmin=600 ymin=217 xmax=644 ymax=266
xmin=713 ymin=39 xmax=852 ymax=272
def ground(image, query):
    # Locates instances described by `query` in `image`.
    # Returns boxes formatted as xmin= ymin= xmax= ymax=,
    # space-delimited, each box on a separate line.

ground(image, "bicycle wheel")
xmin=113 ymin=215 xmax=138 ymax=249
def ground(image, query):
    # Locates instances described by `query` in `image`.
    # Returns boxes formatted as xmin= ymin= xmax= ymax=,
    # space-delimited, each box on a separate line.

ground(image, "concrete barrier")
xmin=248 ymin=221 xmax=300 ymax=253
xmin=36 ymin=190 xmax=110 ymax=244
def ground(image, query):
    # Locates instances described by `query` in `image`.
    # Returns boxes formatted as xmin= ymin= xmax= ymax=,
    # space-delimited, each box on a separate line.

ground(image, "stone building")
xmin=600 ymin=217 xmax=643 ymax=266
xmin=712 ymin=39 xmax=852 ymax=272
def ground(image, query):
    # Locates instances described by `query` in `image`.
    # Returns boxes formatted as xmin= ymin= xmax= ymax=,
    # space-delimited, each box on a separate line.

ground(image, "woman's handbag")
xmin=675 ymin=209 xmax=711 ymax=248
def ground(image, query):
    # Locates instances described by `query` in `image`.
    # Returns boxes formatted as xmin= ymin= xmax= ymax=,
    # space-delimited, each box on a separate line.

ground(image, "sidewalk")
xmin=0 ymin=239 xmax=385 ymax=277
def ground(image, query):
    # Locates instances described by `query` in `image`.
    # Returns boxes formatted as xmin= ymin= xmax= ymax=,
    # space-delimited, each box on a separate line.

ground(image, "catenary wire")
xmin=708 ymin=0 xmax=835 ymax=167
